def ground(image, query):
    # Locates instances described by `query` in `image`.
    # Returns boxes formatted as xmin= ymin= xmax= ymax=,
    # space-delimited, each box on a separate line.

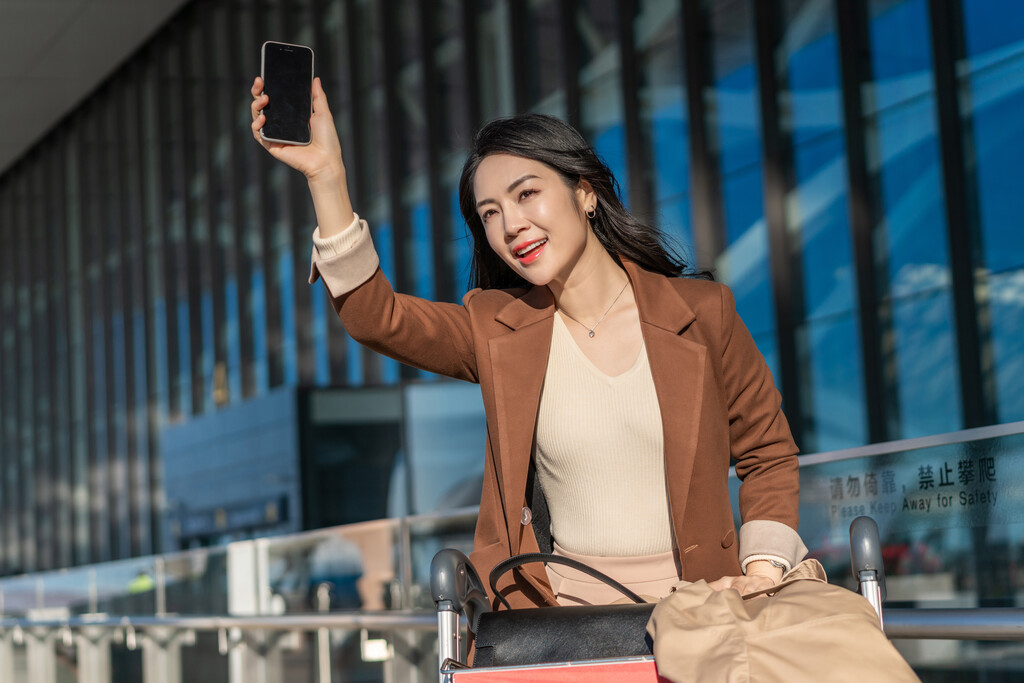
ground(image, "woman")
xmin=251 ymin=76 xmax=806 ymax=610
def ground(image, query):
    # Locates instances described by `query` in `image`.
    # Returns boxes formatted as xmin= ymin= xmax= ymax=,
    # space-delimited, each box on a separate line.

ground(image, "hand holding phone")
xmin=260 ymin=41 xmax=314 ymax=146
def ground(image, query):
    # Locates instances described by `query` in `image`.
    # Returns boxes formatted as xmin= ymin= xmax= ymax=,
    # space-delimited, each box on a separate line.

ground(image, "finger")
xmin=311 ymin=77 xmax=330 ymax=117
xmin=251 ymin=76 xmax=264 ymax=97
xmin=251 ymin=94 xmax=267 ymax=121
xmin=252 ymin=115 xmax=265 ymax=141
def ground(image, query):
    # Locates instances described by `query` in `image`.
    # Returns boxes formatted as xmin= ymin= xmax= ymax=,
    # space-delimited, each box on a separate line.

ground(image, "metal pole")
xmin=885 ymin=608 xmax=1024 ymax=641
xmin=316 ymin=583 xmax=332 ymax=683
xmin=858 ymin=575 xmax=884 ymax=629
xmin=436 ymin=610 xmax=460 ymax=683
xmin=77 ymin=627 xmax=112 ymax=683
xmin=25 ymin=630 xmax=56 ymax=683
xmin=0 ymin=629 xmax=16 ymax=683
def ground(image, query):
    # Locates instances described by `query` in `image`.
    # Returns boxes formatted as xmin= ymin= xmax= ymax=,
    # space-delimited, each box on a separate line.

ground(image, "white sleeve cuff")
xmin=307 ymin=213 xmax=381 ymax=297
xmin=738 ymin=519 xmax=808 ymax=571
xmin=312 ymin=213 xmax=363 ymax=258
xmin=741 ymin=553 xmax=791 ymax=574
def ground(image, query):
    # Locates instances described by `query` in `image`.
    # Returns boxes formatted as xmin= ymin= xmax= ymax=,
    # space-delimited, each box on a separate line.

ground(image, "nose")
xmin=502 ymin=203 xmax=528 ymax=240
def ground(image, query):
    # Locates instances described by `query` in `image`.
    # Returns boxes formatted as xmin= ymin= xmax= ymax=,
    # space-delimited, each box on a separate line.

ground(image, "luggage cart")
xmin=430 ymin=517 xmax=887 ymax=683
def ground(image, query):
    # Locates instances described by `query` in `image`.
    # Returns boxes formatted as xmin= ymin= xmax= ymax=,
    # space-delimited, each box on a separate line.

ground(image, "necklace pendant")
xmin=588 ymin=330 xmax=595 ymax=338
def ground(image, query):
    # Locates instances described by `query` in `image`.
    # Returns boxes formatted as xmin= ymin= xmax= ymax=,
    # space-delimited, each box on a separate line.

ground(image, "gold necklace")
xmin=558 ymin=280 xmax=630 ymax=338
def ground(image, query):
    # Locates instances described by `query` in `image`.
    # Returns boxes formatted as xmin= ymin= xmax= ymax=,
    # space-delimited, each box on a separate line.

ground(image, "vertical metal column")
xmin=835 ymin=0 xmax=900 ymax=443
xmin=77 ymin=627 xmax=112 ymax=683
xmin=680 ymin=0 xmax=725 ymax=269
xmin=141 ymin=627 xmax=193 ymax=683
xmin=927 ymin=0 xmax=995 ymax=429
xmin=227 ymin=539 xmax=278 ymax=683
xmin=0 ymin=630 xmax=16 ymax=683
xmin=25 ymin=630 xmax=56 ymax=683
xmin=754 ymin=0 xmax=807 ymax=447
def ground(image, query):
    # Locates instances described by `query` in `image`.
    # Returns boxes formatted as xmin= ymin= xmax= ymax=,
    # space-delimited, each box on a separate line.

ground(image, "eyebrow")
xmin=475 ymin=174 xmax=541 ymax=209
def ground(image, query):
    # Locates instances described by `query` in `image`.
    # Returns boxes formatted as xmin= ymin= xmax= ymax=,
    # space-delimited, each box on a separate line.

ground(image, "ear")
xmin=575 ymin=179 xmax=597 ymax=213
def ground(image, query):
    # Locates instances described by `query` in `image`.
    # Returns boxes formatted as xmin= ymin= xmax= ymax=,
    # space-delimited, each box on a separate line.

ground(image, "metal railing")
xmin=0 ymin=611 xmax=439 ymax=683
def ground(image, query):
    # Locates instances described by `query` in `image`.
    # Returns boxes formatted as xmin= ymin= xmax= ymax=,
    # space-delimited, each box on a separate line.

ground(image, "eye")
xmin=519 ymin=189 xmax=537 ymax=201
xmin=480 ymin=208 xmax=497 ymax=222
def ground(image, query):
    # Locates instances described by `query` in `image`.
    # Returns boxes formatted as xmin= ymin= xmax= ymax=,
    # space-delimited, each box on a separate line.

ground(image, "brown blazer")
xmin=320 ymin=250 xmax=800 ymax=610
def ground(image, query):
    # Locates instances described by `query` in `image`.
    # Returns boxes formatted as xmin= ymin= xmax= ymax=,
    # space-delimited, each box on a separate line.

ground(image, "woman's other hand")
xmin=250 ymin=76 xmax=344 ymax=182
xmin=251 ymin=76 xmax=354 ymax=237
xmin=708 ymin=560 xmax=784 ymax=597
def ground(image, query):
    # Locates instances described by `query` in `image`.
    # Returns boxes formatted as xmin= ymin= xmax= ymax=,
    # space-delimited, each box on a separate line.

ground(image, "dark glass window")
xmin=780 ymin=0 xmax=867 ymax=450
xmin=867 ymin=0 xmax=961 ymax=438
xmin=577 ymin=0 xmax=630 ymax=203
xmin=960 ymin=1 xmax=1024 ymax=422
xmin=634 ymin=0 xmax=693 ymax=253
xmin=703 ymin=0 xmax=777 ymax=375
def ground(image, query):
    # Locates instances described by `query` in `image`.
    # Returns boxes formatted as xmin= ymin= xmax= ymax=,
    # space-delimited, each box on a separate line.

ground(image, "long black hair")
xmin=458 ymin=113 xmax=705 ymax=290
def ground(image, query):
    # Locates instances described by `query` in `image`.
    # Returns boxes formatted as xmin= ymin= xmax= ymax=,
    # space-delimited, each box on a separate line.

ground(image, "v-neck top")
xmin=533 ymin=314 xmax=672 ymax=556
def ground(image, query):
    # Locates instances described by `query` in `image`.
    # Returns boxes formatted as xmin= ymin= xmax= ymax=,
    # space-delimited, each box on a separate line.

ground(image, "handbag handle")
xmin=488 ymin=552 xmax=646 ymax=610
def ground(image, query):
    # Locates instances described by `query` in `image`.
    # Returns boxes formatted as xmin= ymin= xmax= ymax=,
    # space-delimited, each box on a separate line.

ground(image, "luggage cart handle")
xmin=850 ymin=516 xmax=887 ymax=626
xmin=850 ymin=515 xmax=887 ymax=601
xmin=430 ymin=549 xmax=490 ymax=631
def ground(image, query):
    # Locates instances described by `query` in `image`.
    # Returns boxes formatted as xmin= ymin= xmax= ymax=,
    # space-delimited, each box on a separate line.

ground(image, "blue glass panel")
xmin=707 ymin=0 xmax=774 ymax=348
xmin=962 ymin=0 xmax=1024 ymax=55
xmin=647 ymin=102 xmax=692 ymax=250
xmin=715 ymin=61 xmax=762 ymax=178
xmin=650 ymin=109 xmax=690 ymax=204
xmin=450 ymin=188 xmax=472 ymax=298
xmin=802 ymin=315 xmax=866 ymax=451
xmin=373 ymin=221 xmax=400 ymax=385
xmin=868 ymin=0 xmax=961 ymax=438
xmin=201 ymin=291 xmax=215 ymax=411
xmin=961 ymin=0 xmax=1024 ymax=422
xmin=251 ymin=267 xmax=269 ymax=394
xmin=655 ymin=194 xmax=692 ymax=264
xmin=579 ymin=0 xmax=630 ymax=205
xmin=794 ymin=134 xmax=855 ymax=319
xmin=719 ymin=167 xmax=772 ymax=337
xmin=891 ymin=293 xmax=961 ymax=438
xmin=751 ymin=329 xmax=779 ymax=387
xmin=347 ymin=336 xmax=363 ymax=387
xmin=592 ymin=123 xmax=630 ymax=209
xmin=869 ymin=0 xmax=934 ymax=84
xmin=132 ymin=309 xmax=148 ymax=415
xmin=224 ymin=278 xmax=242 ymax=403
xmin=310 ymin=279 xmax=330 ymax=387
xmin=177 ymin=300 xmax=192 ymax=415
xmin=278 ymin=251 xmax=297 ymax=386
xmin=410 ymin=201 xmax=435 ymax=301
xmin=152 ymin=298 xmax=169 ymax=415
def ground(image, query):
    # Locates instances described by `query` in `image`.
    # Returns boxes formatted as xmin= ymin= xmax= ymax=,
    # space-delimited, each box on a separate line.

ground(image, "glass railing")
xmin=730 ymin=420 xmax=1024 ymax=679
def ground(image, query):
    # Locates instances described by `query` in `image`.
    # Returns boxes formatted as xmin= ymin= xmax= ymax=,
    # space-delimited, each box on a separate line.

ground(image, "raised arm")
xmin=251 ymin=76 xmax=354 ymax=239
xmin=252 ymin=76 xmax=480 ymax=383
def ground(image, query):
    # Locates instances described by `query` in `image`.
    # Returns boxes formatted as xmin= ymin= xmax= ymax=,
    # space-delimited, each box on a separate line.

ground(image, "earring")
xmin=586 ymin=206 xmax=596 ymax=219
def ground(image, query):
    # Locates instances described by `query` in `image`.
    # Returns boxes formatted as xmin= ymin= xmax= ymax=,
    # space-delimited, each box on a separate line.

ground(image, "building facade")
xmin=1 ymin=0 xmax=1022 ymax=574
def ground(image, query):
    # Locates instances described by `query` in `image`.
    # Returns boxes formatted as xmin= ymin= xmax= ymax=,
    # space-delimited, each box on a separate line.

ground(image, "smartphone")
xmin=260 ymin=41 xmax=314 ymax=146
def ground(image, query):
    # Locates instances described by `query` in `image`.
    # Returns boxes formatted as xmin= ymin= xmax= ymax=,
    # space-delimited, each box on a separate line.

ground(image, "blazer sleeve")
xmin=718 ymin=285 xmax=806 ymax=566
xmin=309 ymin=216 xmax=480 ymax=382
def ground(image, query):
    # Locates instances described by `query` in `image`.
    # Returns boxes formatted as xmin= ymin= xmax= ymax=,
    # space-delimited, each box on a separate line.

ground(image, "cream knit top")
xmin=534 ymin=314 xmax=673 ymax=556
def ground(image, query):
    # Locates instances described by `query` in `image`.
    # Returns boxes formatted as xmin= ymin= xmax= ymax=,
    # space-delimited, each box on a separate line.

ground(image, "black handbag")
xmin=471 ymin=552 xmax=656 ymax=668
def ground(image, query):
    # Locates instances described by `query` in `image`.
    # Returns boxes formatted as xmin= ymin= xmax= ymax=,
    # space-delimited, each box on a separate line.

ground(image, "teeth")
xmin=516 ymin=239 xmax=546 ymax=257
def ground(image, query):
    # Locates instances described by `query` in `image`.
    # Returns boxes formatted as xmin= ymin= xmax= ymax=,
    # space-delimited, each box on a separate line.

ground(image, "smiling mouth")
xmin=514 ymin=238 xmax=547 ymax=259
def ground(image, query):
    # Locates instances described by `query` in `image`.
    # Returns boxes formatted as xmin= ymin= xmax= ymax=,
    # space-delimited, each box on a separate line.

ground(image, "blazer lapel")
xmin=625 ymin=261 xmax=706 ymax=554
xmin=489 ymin=286 xmax=555 ymax=555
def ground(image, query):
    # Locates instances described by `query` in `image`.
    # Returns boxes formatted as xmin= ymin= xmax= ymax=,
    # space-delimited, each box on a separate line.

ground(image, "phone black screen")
xmin=261 ymin=42 xmax=313 ymax=145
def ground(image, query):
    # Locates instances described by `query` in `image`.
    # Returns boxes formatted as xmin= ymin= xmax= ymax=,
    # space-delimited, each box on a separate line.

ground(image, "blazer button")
xmin=521 ymin=506 xmax=532 ymax=526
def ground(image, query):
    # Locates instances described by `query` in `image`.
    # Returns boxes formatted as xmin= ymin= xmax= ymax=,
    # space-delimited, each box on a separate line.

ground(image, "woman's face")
xmin=473 ymin=153 xmax=596 ymax=288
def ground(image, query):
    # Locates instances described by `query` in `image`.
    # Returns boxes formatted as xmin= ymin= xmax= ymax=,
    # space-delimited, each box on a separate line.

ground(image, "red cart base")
xmin=449 ymin=656 xmax=669 ymax=682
